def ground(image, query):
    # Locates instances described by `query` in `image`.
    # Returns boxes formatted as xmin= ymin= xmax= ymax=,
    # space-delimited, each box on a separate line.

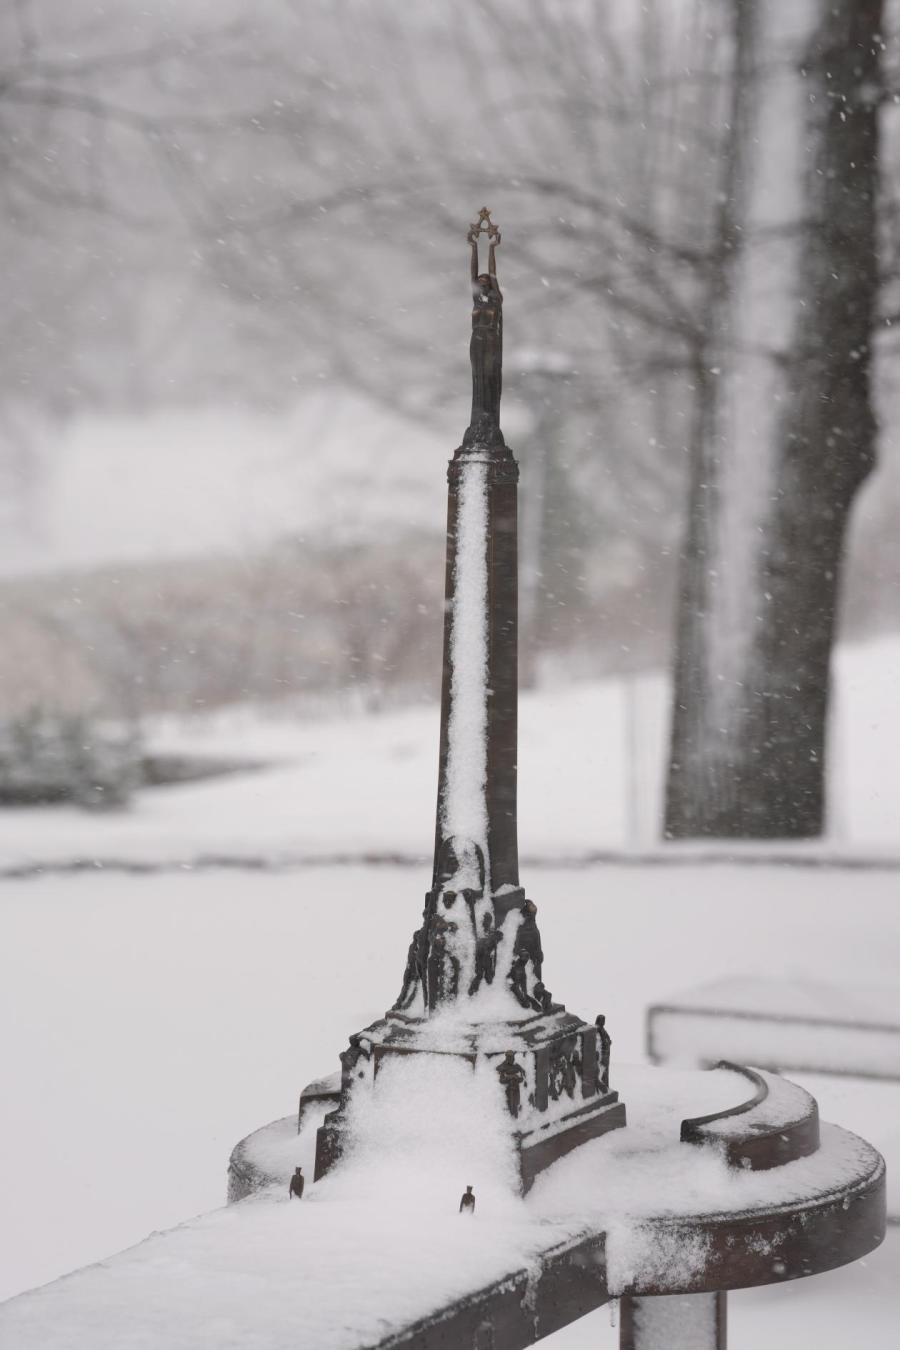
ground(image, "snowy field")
xmin=2 ymin=861 xmax=898 ymax=1348
xmin=4 ymin=636 xmax=900 ymax=873
xmin=2 ymin=635 xmax=900 ymax=1345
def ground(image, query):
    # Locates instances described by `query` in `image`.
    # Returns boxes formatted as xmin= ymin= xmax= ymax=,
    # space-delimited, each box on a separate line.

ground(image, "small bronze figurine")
xmin=498 ymin=1050 xmax=527 ymax=1118
xmin=509 ymin=951 xmax=530 ymax=1008
xmin=530 ymin=980 xmax=554 ymax=1014
xmin=289 ymin=1166 xmax=305 ymax=1200
xmin=426 ymin=914 xmax=461 ymax=1009
xmin=515 ymin=901 xmax=544 ymax=978
xmin=393 ymin=927 xmax=427 ymax=1011
xmin=561 ymin=1049 xmax=578 ymax=1099
xmin=596 ymin=1014 xmax=612 ymax=1093
xmin=338 ymin=1034 xmax=372 ymax=1094
xmin=459 ymin=1184 xmax=476 ymax=1215
xmin=469 ymin=912 xmax=503 ymax=995
xmin=509 ymin=899 xmax=546 ymax=1010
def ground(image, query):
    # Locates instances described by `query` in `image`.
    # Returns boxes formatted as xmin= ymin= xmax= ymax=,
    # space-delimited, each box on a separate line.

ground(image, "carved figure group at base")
xmin=469 ymin=911 xmax=503 ymax=996
xmin=394 ymin=837 xmax=504 ymax=1012
xmin=549 ymin=1044 xmax=578 ymax=1102
xmin=394 ymin=879 xmax=556 ymax=1018
xmin=394 ymin=927 xmax=428 ymax=1011
xmin=510 ymin=900 xmax=555 ymax=1013
xmin=339 ymin=1034 xmax=372 ymax=1095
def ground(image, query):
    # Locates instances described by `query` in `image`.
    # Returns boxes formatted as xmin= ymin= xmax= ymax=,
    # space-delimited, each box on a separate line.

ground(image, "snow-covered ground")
xmin=3 ymin=636 xmax=900 ymax=871
xmin=2 ymin=861 xmax=898 ymax=1347
xmin=1 ymin=680 xmax=634 ymax=869
xmin=2 ymin=636 xmax=900 ymax=1344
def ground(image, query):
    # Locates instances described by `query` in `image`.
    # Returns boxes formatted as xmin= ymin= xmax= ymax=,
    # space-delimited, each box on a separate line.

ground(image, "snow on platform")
xmin=0 ymin=1192 xmax=571 ymax=1350
xmin=0 ymin=1190 xmax=577 ymax=1350
xmin=3 ymin=861 xmax=900 ymax=1308
xmin=0 ymin=1048 xmax=574 ymax=1350
xmin=647 ymin=976 xmax=900 ymax=1219
xmin=0 ymin=1061 xmax=883 ymax=1349
xmin=244 ymin=1063 xmax=881 ymax=1244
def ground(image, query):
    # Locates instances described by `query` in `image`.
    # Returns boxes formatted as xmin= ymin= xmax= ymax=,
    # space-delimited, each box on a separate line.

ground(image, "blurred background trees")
xmin=1 ymin=0 xmax=898 ymax=834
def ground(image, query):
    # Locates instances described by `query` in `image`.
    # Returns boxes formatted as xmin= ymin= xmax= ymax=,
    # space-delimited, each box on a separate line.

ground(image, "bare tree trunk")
xmin=737 ymin=0 xmax=882 ymax=836
xmin=665 ymin=0 xmax=882 ymax=838
xmin=665 ymin=0 xmax=760 ymax=837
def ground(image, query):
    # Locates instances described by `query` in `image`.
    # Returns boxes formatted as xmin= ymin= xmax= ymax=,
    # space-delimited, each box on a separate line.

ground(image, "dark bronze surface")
xmin=622 ymin=1143 xmax=885 ymax=1295
xmin=373 ymin=1232 xmax=608 ymax=1350
xmin=431 ymin=207 xmax=519 ymax=898
xmin=518 ymin=1094 xmax=626 ymax=1193
xmin=680 ymin=1062 xmax=821 ymax=1170
xmin=431 ymin=447 xmax=520 ymax=899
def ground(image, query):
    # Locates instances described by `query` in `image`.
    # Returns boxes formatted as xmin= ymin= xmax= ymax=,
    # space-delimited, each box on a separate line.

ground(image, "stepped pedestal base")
xmin=517 ymin=1091 xmax=626 ymax=1193
xmin=314 ymin=1005 xmax=627 ymax=1190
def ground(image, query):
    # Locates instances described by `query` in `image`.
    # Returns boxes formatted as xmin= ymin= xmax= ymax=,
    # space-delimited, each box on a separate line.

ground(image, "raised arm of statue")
xmin=468 ymin=206 xmax=500 ymax=286
xmin=488 ymin=230 xmax=500 ymax=279
xmin=469 ymin=233 xmax=479 ymax=285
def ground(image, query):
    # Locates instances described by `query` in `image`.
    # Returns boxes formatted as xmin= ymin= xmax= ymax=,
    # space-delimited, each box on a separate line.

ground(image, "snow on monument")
xmin=312 ymin=209 xmax=626 ymax=1191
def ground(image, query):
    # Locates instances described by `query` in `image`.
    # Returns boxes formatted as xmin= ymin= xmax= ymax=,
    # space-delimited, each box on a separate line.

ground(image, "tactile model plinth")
xmin=218 ymin=211 xmax=885 ymax=1350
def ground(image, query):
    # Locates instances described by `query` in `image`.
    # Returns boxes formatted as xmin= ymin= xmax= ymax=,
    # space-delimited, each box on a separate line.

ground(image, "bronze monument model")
xmin=465 ymin=206 xmax=504 ymax=449
xmin=0 ymin=210 xmax=884 ymax=1350
xmin=224 ymin=212 xmax=885 ymax=1350
xmin=313 ymin=209 xmax=626 ymax=1191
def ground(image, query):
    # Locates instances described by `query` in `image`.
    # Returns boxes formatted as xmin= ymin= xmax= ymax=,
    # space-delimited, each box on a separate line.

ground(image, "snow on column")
xmin=442 ymin=457 xmax=490 ymax=875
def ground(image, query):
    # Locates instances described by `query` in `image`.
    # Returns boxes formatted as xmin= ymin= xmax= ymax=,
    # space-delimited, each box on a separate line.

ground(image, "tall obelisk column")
xmin=313 ymin=210 xmax=626 ymax=1188
xmin=432 ymin=207 xmax=519 ymax=897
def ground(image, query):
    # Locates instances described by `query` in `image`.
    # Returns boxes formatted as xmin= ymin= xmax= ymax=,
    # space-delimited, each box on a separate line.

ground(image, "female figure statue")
xmin=464 ymin=208 xmax=504 ymax=448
